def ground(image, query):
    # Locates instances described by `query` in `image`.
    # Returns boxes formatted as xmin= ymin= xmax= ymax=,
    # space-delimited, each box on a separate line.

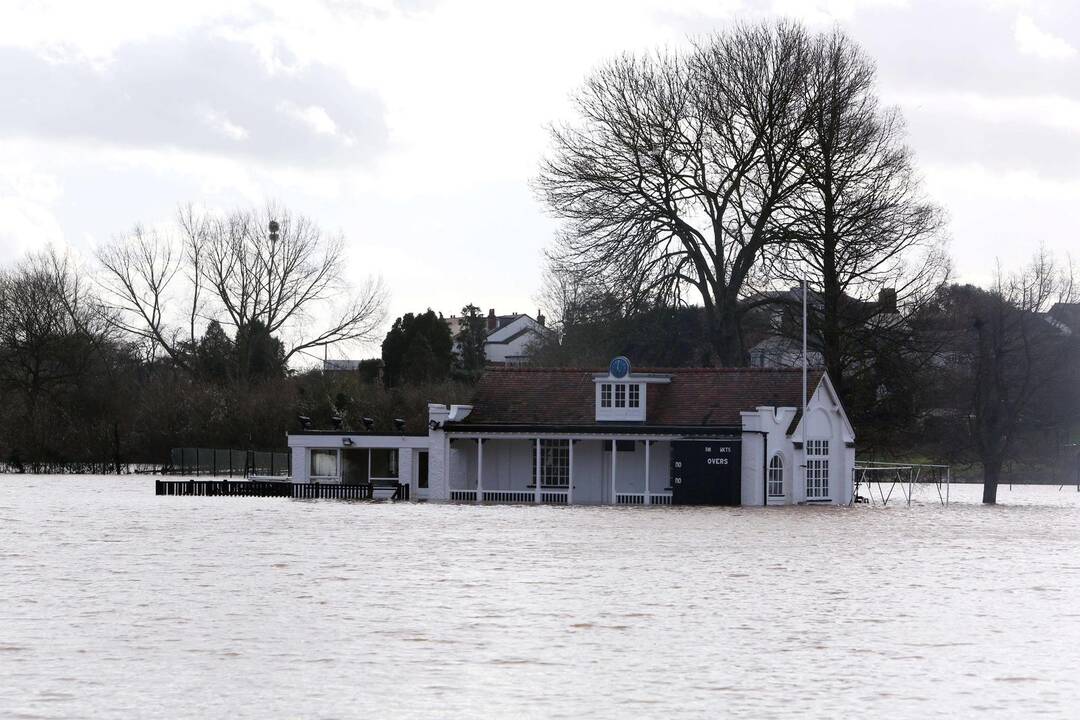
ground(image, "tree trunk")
xmin=112 ymin=421 xmax=122 ymax=475
xmin=982 ymin=458 xmax=1001 ymax=504
xmin=707 ymin=298 xmax=745 ymax=367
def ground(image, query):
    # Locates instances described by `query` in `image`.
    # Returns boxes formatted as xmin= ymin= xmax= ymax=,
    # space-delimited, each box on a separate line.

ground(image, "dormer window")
xmin=594 ymin=358 xmax=670 ymax=423
xmin=596 ymin=381 xmax=642 ymax=420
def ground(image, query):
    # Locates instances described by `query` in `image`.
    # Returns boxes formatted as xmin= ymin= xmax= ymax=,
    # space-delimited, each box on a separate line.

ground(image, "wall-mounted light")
xmin=362 ymin=417 xmax=375 ymax=432
xmin=342 ymin=437 xmax=355 ymax=446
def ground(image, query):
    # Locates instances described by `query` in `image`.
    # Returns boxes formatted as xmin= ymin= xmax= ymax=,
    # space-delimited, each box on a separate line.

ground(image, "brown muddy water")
xmin=2 ymin=476 xmax=1079 ymax=718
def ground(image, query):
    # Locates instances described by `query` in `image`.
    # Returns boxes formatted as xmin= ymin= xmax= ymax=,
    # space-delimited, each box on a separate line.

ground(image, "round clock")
xmin=609 ymin=356 xmax=631 ymax=379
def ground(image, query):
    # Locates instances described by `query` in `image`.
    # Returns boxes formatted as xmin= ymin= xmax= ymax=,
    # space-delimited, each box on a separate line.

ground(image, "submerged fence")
xmin=167 ymin=448 xmax=291 ymax=477
xmin=156 ymin=479 xmax=411 ymax=501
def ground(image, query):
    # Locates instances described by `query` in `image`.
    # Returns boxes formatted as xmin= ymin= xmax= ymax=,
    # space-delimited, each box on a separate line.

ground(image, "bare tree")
xmin=968 ymin=250 xmax=1077 ymax=503
xmin=763 ymin=29 xmax=948 ymax=395
xmin=200 ymin=206 xmax=386 ymax=373
xmin=0 ymin=250 xmax=108 ymax=434
xmin=96 ymin=224 xmax=188 ymax=366
xmin=96 ymin=203 xmax=387 ymax=376
xmin=537 ymin=22 xmax=814 ymax=365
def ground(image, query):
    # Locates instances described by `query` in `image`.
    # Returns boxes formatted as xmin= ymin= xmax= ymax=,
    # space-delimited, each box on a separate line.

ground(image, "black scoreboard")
xmin=670 ymin=439 xmax=742 ymax=506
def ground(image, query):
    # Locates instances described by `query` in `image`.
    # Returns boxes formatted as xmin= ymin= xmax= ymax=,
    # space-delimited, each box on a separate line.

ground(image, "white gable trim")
xmin=788 ymin=372 xmax=855 ymax=443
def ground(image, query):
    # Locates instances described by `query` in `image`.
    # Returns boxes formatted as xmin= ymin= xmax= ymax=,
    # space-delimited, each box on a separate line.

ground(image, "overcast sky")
xmin=1 ymin=0 xmax=1077 ymax=359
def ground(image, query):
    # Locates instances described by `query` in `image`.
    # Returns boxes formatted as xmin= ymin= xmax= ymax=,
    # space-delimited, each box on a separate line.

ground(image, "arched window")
xmin=768 ymin=453 xmax=785 ymax=498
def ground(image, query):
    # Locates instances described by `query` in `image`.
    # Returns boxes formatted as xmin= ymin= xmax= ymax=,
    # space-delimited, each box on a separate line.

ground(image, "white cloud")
xmin=200 ymin=108 xmax=250 ymax=141
xmin=1 ymin=0 xmax=1079 ymax=325
xmin=280 ymin=102 xmax=341 ymax=137
xmin=887 ymin=90 xmax=1080 ymax=135
xmin=1015 ymin=14 xmax=1077 ymax=60
xmin=0 ymin=162 xmax=66 ymax=263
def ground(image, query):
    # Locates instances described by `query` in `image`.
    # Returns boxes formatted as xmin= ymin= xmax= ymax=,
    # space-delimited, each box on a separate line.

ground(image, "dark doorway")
xmin=418 ymin=451 xmax=429 ymax=489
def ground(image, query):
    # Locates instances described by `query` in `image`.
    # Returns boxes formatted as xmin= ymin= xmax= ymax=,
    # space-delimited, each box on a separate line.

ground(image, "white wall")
xmin=446 ymin=437 xmax=673 ymax=504
xmin=739 ymin=376 xmax=855 ymax=506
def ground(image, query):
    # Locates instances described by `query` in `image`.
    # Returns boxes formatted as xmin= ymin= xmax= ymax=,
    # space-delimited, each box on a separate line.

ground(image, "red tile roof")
xmin=463 ymin=367 xmax=825 ymax=427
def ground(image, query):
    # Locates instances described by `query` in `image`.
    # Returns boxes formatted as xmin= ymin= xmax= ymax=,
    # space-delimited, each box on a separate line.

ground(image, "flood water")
xmin=2 ymin=476 xmax=1080 ymax=718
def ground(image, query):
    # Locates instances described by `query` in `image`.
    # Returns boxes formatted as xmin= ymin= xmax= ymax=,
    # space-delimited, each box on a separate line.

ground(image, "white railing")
xmin=615 ymin=492 xmax=674 ymax=506
xmin=482 ymin=490 xmax=535 ymax=503
xmin=541 ymin=490 xmax=569 ymax=504
xmin=449 ymin=489 xmax=673 ymax=505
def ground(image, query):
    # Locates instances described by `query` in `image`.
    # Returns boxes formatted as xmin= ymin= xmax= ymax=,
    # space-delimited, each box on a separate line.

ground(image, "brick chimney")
xmin=487 ymin=308 xmax=497 ymax=331
xmin=537 ymin=309 xmax=545 ymax=327
xmin=878 ymin=288 xmax=898 ymax=314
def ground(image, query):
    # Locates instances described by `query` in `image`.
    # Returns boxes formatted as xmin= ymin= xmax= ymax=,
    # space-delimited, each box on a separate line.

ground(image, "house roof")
xmin=460 ymin=366 xmax=825 ymax=428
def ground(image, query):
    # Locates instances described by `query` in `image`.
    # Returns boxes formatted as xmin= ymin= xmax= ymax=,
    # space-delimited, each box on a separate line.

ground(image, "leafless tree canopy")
xmin=969 ymin=250 xmax=1077 ymax=503
xmin=537 ymin=21 xmax=948 ymax=367
xmin=96 ymin=204 xmax=387 ymax=373
xmin=538 ymin=22 xmax=815 ymax=365
xmin=0 ymin=250 xmax=110 ymax=422
xmin=766 ymin=29 xmax=948 ymax=389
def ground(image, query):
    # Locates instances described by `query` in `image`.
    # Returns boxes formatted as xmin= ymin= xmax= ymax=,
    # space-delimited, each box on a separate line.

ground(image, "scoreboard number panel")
xmin=670 ymin=439 xmax=742 ymax=506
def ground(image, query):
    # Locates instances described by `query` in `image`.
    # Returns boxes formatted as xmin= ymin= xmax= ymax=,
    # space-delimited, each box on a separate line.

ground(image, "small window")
xmin=310 ymin=449 xmax=338 ymax=478
xmin=614 ymin=383 xmax=626 ymax=408
xmin=628 ymin=383 xmax=640 ymax=408
xmin=600 ymin=383 xmax=612 ymax=408
xmin=370 ymin=448 xmax=399 ymax=479
xmin=768 ymin=454 xmax=784 ymax=498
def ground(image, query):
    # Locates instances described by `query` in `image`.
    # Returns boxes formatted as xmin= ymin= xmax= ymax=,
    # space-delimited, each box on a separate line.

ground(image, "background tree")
xmin=0 ymin=250 xmax=119 ymax=467
xmin=911 ymin=252 xmax=1077 ymax=503
xmin=537 ymin=22 xmax=815 ymax=365
xmin=456 ymin=303 xmax=488 ymax=376
xmin=969 ymin=253 xmax=1076 ymax=503
xmin=97 ymin=203 xmax=387 ymax=379
xmin=768 ymin=28 xmax=948 ymax=398
xmin=381 ymin=310 xmax=453 ymax=387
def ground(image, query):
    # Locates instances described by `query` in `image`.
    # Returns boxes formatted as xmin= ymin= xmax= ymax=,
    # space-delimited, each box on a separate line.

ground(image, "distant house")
xmin=446 ymin=308 xmax=549 ymax=366
xmin=321 ymin=358 xmax=384 ymax=384
xmin=322 ymin=359 xmax=364 ymax=372
xmin=1047 ymin=302 xmax=1080 ymax=335
xmin=746 ymin=287 xmax=900 ymax=369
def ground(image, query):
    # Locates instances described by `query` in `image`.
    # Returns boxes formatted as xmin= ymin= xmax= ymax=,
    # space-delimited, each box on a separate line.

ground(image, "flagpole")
xmin=802 ymin=278 xmax=808 ymax=497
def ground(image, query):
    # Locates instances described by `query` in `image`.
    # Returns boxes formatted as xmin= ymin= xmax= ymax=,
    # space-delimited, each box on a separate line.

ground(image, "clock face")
xmin=609 ymin=356 xmax=631 ymax=379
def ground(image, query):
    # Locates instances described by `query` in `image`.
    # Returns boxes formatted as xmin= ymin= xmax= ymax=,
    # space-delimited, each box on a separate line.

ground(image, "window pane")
xmin=533 ymin=439 xmax=570 ymax=487
xmin=310 ymin=449 xmax=338 ymax=477
xmin=768 ymin=454 xmax=784 ymax=497
xmin=370 ymin=449 xmax=399 ymax=478
xmin=601 ymin=384 xmax=612 ymax=408
xmin=615 ymin=384 xmax=626 ymax=408
xmin=629 ymin=384 xmax=640 ymax=408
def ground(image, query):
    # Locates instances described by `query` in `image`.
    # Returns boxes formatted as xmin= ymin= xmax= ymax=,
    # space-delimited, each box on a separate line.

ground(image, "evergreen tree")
xmin=456 ymin=304 xmax=488 ymax=375
xmin=381 ymin=310 xmax=453 ymax=387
